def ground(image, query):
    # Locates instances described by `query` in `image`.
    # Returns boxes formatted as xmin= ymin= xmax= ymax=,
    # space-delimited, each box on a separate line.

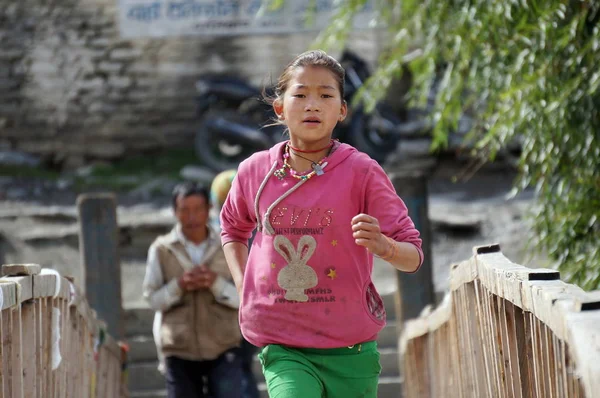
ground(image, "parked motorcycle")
xmin=194 ymin=51 xmax=410 ymax=172
xmin=337 ymin=51 xmax=408 ymax=162
xmin=194 ymin=75 xmax=284 ymax=172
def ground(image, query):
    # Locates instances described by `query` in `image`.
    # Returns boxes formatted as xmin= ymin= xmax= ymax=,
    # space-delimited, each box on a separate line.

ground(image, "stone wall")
xmin=0 ymin=0 xmax=384 ymax=169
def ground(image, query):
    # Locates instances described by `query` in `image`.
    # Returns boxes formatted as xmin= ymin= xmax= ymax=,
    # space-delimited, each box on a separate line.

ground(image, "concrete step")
xmin=251 ymin=346 xmax=400 ymax=381
xmin=128 ymin=361 xmax=165 ymax=392
xmin=378 ymin=347 xmax=401 ymax=377
xmin=125 ymin=296 xmax=401 ymax=394
xmin=257 ymin=376 xmax=403 ymax=398
xmin=127 ymin=350 xmax=400 ymax=393
xmin=128 ymin=335 xmax=159 ymax=363
xmin=128 ymin=376 xmax=402 ymax=398
xmin=124 ymin=292 xmax=398 ymax=336
xmin=125 ymin=306 xmax=155 ymax=337
xmin=127 ymin=319 xmax=398 ymax=362
xmin=130 ymin=390 xmax=166 ymax=398
xmin=377 ymin=320 xmax=398 ymax=348
xmin=127 ymin=342 xmax=400 ymax=393
xmin=375 ymin=376 xmax=403 ymax=398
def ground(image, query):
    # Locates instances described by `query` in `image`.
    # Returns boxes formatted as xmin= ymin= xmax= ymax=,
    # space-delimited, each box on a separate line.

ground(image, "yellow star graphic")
xmin=327 ymin=269 xmax=337 ymax=279
xmin=270 ymin=263 xmax=277 ymax=269
xmin=331 ymin=240 xmax=338 ymax=246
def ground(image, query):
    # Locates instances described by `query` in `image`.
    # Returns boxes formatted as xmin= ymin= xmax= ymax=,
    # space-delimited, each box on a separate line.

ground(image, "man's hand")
xmin=178 ymin=265 xmax=218 ymax=291
xmin=351 ymin=213 xmax=389 ymax=257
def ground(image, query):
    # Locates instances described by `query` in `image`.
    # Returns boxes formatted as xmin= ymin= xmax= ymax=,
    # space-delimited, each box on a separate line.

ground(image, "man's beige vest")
xmin=155 ymin=229 xmax=241 ymax=361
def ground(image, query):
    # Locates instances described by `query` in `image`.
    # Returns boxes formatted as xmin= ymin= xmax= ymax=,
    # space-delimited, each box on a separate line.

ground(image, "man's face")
xmin=174 ymin=194 xmax=210 ymax=233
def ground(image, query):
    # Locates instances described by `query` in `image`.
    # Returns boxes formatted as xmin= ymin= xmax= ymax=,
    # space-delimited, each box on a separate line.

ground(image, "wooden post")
xmin=21 ymin=302 xmax=37 ymax=398
xmin=388 ymin=159 xmax=436 ymax=327
xmin=77 ymin=193 xmax=123 ymax=339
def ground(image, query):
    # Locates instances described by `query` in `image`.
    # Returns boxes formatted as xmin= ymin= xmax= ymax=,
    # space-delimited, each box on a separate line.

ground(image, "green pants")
xmin=258 ymin=341 xmax=381 ymax=398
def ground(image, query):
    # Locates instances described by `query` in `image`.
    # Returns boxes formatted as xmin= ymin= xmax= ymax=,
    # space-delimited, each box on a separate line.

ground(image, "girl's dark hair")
xmin=264 ymin=50 xmax=346 ymax=106
xmin=171 ymin=182 xmax=210 ymax=209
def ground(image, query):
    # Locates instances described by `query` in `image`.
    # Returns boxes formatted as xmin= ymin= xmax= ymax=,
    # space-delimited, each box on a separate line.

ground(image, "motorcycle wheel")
xmin=347 ymin=104 xmax=402 ymax=163
xmin=195 ymin=110 xmax=267 ymax=173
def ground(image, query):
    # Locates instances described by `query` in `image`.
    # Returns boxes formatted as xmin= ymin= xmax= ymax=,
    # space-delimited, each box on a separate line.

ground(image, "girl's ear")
xmin=339 ymin=100 xmax=348 ymax=122
xmin=273 ymin=98 xmax=284 ymax=120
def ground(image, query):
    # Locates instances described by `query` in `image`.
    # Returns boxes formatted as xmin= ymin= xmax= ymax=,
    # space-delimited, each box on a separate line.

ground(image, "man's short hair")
xmin=171 ymin=182 xmax=210 ymax=210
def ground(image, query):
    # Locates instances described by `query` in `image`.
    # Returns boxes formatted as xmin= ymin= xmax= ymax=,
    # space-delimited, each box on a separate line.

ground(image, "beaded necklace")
xmin=274 ymin=142 xmax=331 ymax=181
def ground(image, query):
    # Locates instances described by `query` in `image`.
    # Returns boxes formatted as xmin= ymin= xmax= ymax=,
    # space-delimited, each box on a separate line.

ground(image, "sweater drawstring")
xmin=255 ymin=159 xmax=329 ymax=235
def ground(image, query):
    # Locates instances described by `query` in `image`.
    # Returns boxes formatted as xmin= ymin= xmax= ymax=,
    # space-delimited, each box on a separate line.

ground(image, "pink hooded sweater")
xmin=221 ymin=141 xmax=423 ymax=349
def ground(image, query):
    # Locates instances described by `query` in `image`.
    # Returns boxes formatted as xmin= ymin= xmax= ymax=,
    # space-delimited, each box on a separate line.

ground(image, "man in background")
xmin=143 ymin=182 xmax=243 ymax=397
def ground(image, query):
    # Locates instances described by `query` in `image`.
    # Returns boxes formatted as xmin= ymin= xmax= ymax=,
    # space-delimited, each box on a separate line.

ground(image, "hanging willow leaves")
xmin=307 ymin=0 xmax=599 ymax=289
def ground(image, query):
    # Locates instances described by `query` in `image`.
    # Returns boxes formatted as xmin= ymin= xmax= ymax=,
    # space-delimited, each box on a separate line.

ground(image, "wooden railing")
xmin=0 ymin=264 xmax=127 ymax=397
xmin=400 ymin=244 xmax=600 ymax=398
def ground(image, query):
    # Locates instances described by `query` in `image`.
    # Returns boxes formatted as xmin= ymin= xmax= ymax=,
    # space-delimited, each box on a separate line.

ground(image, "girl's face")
xmin=274 ymin=66 xmax=347 ymax=147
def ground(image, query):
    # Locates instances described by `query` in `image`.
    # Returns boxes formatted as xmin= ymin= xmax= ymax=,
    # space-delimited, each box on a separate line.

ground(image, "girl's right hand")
xmin=351 ymin=213 xmax=389 ymax=256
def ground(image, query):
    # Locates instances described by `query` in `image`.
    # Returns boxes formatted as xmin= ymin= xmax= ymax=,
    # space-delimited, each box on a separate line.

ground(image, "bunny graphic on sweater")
xmin=274 ymin=235 xmax=318 ymax=302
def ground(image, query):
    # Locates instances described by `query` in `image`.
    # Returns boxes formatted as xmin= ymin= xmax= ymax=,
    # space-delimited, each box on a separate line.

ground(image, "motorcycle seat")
xmin=196 ymin=76 xmax=261 ymax=102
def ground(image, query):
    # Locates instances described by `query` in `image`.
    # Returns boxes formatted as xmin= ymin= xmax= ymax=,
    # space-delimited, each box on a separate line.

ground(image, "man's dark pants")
xmin=239 ymin=338 xmax=259 ymax=398
xmin=166 ymin=347 xmax=243 ymax=398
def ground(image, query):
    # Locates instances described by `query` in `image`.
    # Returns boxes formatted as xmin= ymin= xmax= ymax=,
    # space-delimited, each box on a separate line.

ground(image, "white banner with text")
xmin=118 ymin=0 xmax=378 ymax=38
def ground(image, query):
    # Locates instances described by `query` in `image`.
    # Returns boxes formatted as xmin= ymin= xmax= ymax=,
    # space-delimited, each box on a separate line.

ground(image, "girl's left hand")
xmin=351 ymin=213 xmax=388 ymax=256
